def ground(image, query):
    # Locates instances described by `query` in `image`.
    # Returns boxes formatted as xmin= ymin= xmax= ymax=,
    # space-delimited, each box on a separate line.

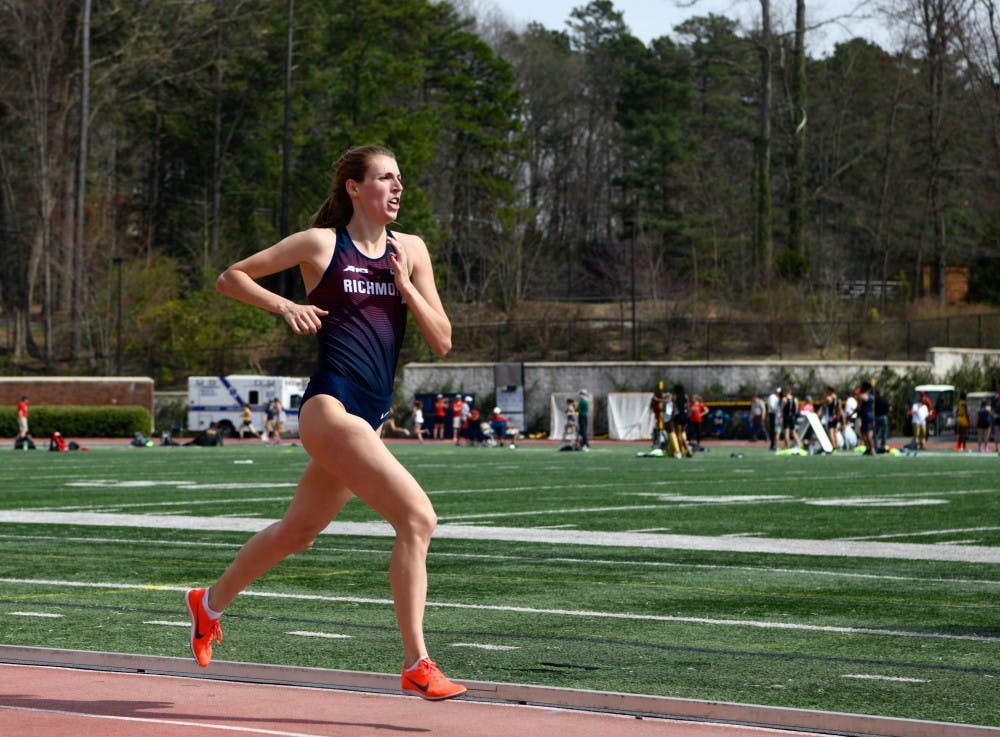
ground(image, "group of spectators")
xmin=405 ymin=394 xmax=521 ymax=448
xmin=953 ymin=391 xmax=1000 ymax=453
xmin=754 ymin=382 xmax=888 ymax=455
xmin=645 ymin=384 xmax=707 ymax=458
xmin=753 ymin=384 xmax=1000 ymax=455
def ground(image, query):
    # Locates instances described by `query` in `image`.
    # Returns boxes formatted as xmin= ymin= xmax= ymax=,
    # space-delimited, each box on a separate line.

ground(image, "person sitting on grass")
xmin=184 ymin=423 xmax=224 ymax=447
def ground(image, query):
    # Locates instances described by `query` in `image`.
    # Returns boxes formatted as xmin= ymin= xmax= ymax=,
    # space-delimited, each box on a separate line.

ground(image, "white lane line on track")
xmin=0 ymin=704 xmax=356 ymax=737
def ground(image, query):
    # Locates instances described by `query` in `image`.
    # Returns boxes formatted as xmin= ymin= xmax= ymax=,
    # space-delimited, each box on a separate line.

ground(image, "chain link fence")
xmin=449 ymin=312 xmax=1000 ymax=363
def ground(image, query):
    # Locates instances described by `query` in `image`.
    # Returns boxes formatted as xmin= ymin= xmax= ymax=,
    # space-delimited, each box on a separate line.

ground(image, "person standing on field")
xmin=955 ymin=392 xmax=970 ymax=452
xmin=185 ymin=144 xmax=465 ymax=701
xmin=911 ymin=397 xmax=929 ymax=450
xmin=766 ymin=387 xmax=781 ymax=451
xmin=576 ymin=389 xmax=591 ymax=451
xmin=411 ymin=399 xmax=426 ymax=443
xmin=432 ymin=394 xmax=447 ymax=440
xmin=16 ymin=395 xmax=29 ymax=441
xmin=873 ymin=388 xmax=890 ymax=453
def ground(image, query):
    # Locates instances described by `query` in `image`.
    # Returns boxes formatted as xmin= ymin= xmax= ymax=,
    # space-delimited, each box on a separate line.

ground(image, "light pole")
xmin=113 ymin=257 xmax=123 ymax=375
xmin=627 ymin=219 xmax=638 ymax=360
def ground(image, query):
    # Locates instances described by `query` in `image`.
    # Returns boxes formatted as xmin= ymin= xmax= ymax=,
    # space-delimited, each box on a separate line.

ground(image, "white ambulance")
xmin=186 ymin=375 xmax=308 ymax=437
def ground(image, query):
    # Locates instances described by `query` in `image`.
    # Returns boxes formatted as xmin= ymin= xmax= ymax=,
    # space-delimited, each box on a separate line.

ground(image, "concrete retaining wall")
xmin=401 ymin=360 xmax=934 ymax=433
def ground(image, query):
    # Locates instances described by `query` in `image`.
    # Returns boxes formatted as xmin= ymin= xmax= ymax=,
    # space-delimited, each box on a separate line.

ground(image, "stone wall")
xmin=401 ymin=360 xmax=937 ymax=433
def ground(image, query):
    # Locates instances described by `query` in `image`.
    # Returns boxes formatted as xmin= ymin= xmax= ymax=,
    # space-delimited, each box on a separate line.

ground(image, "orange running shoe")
xmin=401 ymin=657 xmax=467 ymax=700
xmin=185 ymin=588 xmax=223 ymax=668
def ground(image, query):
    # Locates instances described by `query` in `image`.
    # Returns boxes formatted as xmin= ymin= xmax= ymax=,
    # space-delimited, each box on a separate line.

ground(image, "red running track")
xmin=0 ymin=663 xmax=825 ymax=737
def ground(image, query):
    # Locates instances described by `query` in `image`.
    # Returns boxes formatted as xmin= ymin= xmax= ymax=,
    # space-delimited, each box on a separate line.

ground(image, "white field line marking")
xmin=0 ymin=704 xmax=360 ymax=737
xmin=843 ymin=526 xmax=1000 ymax=541
xmin=634 ymin=494 xmax=792 ymax=503
xmin=64 ymin=481 xmax=297 ymax=490
xmin=2 ymin=578 xmax=999 ymax=644
xmin=936 ymin=540 xmax=983 ymax=546
xmin=438 ymin=505 xmax=715 ymax=521
xmin=807 ymin=498 xmax=948 ymax=507
xmin=144 ymin=620 xmax=189 ymax=627
xmin=450 ymin=643 xmax=520 ymax=651
xmin=0 ymin=533 xmax=245 ymax=548
xmin=37 ymin=496 xmax=292 ymax=513
xmin=4 ymin=532 xmax=997 ymax=587
xmin=841 ymin=674 xmax=929 ymax=683
xmin=287 ymin=631 xmax=351 ymax=639
xmin=9 ymin=612 xmax=63 ymax=618
xmin=2 ymin=510 xmax=999 ymax=563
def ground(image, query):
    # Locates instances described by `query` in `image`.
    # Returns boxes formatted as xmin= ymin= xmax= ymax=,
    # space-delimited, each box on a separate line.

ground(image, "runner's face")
xmin=351 ymin=155 xmax=403 ymax=223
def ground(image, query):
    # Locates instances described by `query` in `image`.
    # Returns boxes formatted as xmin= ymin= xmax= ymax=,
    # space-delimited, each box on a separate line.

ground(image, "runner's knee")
xmin=272 ymin=519 xmax=324 ymax=554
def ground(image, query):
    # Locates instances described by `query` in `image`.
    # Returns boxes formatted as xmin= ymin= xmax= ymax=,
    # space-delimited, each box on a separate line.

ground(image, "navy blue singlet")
xmin=301 ymin=227 xmax=407 ymax=428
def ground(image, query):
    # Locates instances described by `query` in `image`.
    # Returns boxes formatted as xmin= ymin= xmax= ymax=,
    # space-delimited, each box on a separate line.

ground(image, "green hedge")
xmin=0 ymin=405 xmax=152 ymax=439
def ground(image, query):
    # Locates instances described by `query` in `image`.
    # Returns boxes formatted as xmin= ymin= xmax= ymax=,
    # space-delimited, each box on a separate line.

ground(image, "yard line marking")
xmin=438 ymin=505 xmax=708 ymax=521
xmin=843 ymin=526 xmax=1000 ymax=541
xmin=936 ymin=540 xmax=982 ymax=546
xmin=1 ymin=510 xmax=998 ymax=563
xmin=451 ymin=643 xmax=520 ymax=651
xmin=634 ymin=494 xmax=792 ymax=503
xmin=9 ymin=612 xmax=63 ymax=618
xmin=36 ymin=496 xmax=292 ymax=513
xmin=288 ymin=631 xmax=351 ymax=639
xmin=144 ymin=620 xmax=189 ymax=627
xmin=5 ymin=532 xmax=997 ymax=586
xmin=0 ymin=533 xmax=246 ymax=548
xmin=807 ymin=498 xmax=948 ymax=507
xmin=841 ymin=674 xmax=928 ymax=683
xmin=64 ymin=481 xmax=297 ymax=490
xmin=3 ymin=577 xmax=999 ymax=644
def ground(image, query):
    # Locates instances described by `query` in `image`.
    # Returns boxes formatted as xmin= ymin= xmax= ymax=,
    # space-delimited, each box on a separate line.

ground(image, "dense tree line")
xmin=1 ymin=0 xmax=998 ymax=381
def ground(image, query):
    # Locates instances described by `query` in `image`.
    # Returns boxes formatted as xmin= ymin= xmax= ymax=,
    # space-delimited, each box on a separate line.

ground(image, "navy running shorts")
xmin=301 ymin=370 xmax=392 ymax=431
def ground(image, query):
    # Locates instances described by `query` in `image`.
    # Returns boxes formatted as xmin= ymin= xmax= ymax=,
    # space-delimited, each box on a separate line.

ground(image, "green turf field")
xmin=1 ymin=442 xmax=998 ymax=727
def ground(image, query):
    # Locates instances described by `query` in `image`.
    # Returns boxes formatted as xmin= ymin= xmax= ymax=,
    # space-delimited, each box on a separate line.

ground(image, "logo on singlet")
xmin=343 ymin=265 xmax=369 ymax=274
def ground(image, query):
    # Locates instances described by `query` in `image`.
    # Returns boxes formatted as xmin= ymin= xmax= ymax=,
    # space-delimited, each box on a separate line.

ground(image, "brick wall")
xmin=0 ymin=377 xmax=155 ymax=415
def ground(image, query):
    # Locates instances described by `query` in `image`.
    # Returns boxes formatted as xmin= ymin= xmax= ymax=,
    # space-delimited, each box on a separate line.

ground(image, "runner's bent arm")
xmin=388 ymin=232 xmax=451 ymax=356
xmin=216 ymin=229 xmax=330 ymax=334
